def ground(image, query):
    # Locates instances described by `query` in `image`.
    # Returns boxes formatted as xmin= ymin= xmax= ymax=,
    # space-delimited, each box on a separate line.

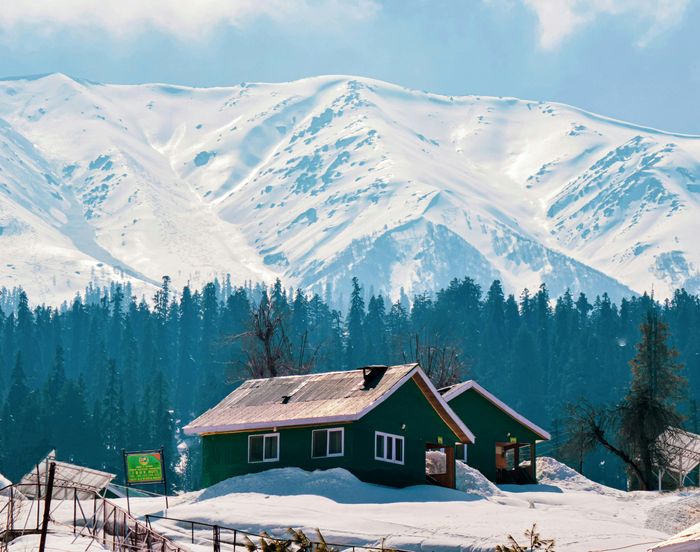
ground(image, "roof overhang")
xmin=443 ymin=380 xmax=551 ymax=441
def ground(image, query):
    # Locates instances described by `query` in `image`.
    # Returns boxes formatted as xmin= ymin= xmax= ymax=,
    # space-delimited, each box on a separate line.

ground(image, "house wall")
xmin=200 ymin=377 xmax=462 ymax=488
xmin=446 ymin=388 xmax=541 ymax=482
xmin=352 ymin=375 xmax=461 ymax=487
xmin=201 ymin=423 xmax=354 ymax=488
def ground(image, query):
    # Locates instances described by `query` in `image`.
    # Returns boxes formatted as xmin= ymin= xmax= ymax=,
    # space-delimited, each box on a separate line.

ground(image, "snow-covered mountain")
xmin=1 ymin=73 xmax=699 ymax=305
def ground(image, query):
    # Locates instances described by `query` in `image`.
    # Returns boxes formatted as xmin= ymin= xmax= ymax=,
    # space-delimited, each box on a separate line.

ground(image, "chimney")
xmin=362 ymin=365 xmax=388 ymax=389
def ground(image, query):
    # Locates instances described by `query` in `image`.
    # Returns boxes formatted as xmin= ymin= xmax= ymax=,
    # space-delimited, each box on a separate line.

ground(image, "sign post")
xmin=122 ymin=447 xmax=169 ymax=513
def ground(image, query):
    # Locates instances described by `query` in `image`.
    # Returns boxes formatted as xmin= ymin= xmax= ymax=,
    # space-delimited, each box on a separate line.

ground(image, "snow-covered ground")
xmin=6 ymin=532 xmax=109 ymax=552
xmin=103 ymin=459 xmax=700 ymax=552
xmin=5 ymin=458 xmax=700 ymax=552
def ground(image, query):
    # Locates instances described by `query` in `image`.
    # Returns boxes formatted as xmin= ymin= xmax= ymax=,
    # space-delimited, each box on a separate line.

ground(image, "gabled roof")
xmin=441 ymin=380 xmax=551 ymax=441
xmin=184 ymin=364 xmax=474 ymax=443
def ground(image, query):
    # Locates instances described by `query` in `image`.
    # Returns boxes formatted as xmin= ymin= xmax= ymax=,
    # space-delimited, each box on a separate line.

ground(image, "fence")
xmin=144 ymin=513 xmax=405 ymax=552
xmin=1 ymin=481 xmax=408 ymax=552
xmin=0 ymin=481 xmax=187 ymax=552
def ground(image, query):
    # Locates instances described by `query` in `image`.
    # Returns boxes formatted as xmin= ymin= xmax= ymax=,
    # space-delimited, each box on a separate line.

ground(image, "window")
xmin=311 ymin=428 xmax=344 ymax=458
xmin=248 ymin=433 xmax=279 ymax=463
xmin=375 ymin=431 xmax=404 ymax=464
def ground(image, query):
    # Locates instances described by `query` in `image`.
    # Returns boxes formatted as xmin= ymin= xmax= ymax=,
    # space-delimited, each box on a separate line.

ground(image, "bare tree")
xmin=562 ymin=400 xmax=647 ymax=486
xmin=237 ymin=296 xmax=318 ymax=379
xmin=403 ymin=333 xmax=466 ymax=388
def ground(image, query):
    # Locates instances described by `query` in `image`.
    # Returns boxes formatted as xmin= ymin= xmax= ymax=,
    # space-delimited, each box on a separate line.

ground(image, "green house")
xmin=441 ymin=380 xmax=550 ymax=484
xmin=184 ymin=364 xmax=474 ymax=489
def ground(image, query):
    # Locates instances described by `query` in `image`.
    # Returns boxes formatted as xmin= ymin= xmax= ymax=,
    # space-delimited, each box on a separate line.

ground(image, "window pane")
xmin=249 ymin=435 xmax=264 ymax=462
xmin=376 ymin=434 xmax=384 ymax=458
xmin=386 ymin=436 xmax=394 ymax=461
xmin=395 ymin=438 xmax=403 ymax=463
xmin=264 ymin=435 xmax=278 ymax=460
xmin=312 ymin=430 xmax=328 ymax=457
xmin=328 ymin=430 xmax=343 ymax=455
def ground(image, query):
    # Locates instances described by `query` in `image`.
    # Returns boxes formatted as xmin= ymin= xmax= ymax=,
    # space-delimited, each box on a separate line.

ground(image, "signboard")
xmin=125 ymin=450 xmax=164 ymax=484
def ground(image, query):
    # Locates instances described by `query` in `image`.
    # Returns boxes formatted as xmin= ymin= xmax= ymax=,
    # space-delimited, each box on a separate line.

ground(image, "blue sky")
xmin=0 ymin=0 xmax=698 ymax=133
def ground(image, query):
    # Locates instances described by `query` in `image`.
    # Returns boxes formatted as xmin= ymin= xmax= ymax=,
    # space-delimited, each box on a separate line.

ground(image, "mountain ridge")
xmin=0 ymin=72 xmax=698 ymax=305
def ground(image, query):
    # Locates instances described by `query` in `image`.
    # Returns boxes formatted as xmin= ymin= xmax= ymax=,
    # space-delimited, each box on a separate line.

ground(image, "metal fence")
xmin=144 ymin=513 xmax=405 ymax=552
xmin=2 ymin=481 xmax=407 ymax=552
xmin=0 ymin=481 xmax=187 ymax=552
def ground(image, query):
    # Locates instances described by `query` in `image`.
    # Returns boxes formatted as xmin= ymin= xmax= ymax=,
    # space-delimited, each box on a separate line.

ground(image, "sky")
xmin=0 ymin=0 xmax=698 ymax=133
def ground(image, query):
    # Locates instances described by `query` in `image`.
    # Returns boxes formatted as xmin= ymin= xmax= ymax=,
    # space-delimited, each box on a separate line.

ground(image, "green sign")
xmin=126 ymin=451 xmax=164 ymax=484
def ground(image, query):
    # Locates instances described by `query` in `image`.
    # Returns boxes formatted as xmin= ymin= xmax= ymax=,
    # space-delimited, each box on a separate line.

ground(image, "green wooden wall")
xmin=446 ymin=388 xmax=541 ymax=482
xmin=200 ymin=376 xmax=462 ymax=488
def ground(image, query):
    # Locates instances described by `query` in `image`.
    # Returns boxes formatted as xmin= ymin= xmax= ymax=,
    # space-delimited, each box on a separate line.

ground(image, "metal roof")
xmin=441 ymin=380 xmax=551 ymax=441
xmin=184 ymin=364 xmax=474 ymax=443
xmin=657 ymin=427 xmax=700 ymax=476
xmin=17 ymin=450 xmax=115 ymax=499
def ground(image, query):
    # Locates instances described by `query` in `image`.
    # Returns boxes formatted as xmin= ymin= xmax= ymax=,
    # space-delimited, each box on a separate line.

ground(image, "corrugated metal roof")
xmin=184 ymin=364 xmax=418 ymax=434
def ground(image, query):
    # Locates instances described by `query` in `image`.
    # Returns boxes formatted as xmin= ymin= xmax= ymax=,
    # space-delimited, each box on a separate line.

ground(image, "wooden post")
xmin=446 ymin=446 xmax=456 ymax=489
xmin=38 ymin=461 xmax=56 ymax=552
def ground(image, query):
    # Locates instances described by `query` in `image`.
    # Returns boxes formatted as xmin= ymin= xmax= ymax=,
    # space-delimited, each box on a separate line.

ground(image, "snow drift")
xmin=536 ymin=456 xmax=622 ymax=495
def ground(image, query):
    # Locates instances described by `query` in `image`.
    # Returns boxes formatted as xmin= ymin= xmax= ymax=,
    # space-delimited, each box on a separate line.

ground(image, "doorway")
xmin=425 ymin=444 xmax=455 ymax=488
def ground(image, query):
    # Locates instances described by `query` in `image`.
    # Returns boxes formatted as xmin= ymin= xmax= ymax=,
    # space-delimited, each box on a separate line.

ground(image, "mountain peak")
xmin=0 ymin=75 xmax=698 ymax=305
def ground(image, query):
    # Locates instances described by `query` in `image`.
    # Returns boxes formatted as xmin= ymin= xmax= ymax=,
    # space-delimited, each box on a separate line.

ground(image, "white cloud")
xmin=522 ymin=0 xmax=690 ymax=49
xmin=0 ymin=0 xmax=381 ymax=39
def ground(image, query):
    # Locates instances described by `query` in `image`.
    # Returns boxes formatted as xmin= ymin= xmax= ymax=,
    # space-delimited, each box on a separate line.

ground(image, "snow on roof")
xmin=651 ymin=520 xmax=700 ymax=552
xmin=17 ymin=451 xmax=115 ymax=499
xmin=441 ymin=380 xmax=551 ymax=441
xmin=184 ymin=364 xmax=474 ymax=443
xmin=658 ymin=427 xmax=700 ymax=476
xmin=0 ymin=473 xmax=10 ymax=489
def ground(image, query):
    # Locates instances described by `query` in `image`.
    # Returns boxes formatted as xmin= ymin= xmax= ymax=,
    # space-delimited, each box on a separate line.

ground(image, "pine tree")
xmin=345 ymin=277 xmax=366 ymax=369
xmin=364 ymin=295 xmax=388 ymax=363
xmin=619 ymin=308 xmax=685 ymax=489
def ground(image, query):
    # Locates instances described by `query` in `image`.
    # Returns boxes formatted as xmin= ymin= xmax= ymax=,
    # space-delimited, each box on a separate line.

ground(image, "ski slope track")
xmin=1 ymin=73 xmax=699 ymax=305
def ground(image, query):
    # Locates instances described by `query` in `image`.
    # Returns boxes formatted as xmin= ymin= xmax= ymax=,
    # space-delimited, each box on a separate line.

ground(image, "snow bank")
xmin=456 ymin=460 xmax=502 ymax=497
xmin=647 ymin=495 xmax=700 ymax=535
xmin=196 ymin=467 xmax=470 ymax=505
xmin=536 ymin=456 xmax=622 ymax=495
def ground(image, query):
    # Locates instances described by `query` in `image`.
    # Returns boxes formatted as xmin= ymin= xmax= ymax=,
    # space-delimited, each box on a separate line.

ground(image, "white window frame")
xmin=311 ymin=427 xmax=345 ymax=458
xmin=374 ymin=431 xmax=405 ymax=465
xmin=248 ymin=432 xmax=280 ymax=463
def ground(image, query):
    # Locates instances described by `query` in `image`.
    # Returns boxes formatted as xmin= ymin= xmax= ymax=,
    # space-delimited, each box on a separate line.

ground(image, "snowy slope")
xmin=1 ymin=73 xmax=699 ymax=304
xmin=115 ymin=465 xmax=697 ymax=552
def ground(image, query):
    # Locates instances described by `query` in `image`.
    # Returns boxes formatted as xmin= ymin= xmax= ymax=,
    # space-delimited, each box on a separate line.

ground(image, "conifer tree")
xmin=345 ymin=277 xmax=366 ymax=369
xmin=619 ymin=308 xmax=685 ymax=489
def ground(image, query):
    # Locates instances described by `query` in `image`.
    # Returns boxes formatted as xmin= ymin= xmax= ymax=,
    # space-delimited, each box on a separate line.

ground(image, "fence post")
xmin=92 ymin=493 xmax=97 ymax=536
xmin=36 ymin=464 xmax=41 ymax=530
xmin=191 ymin=522 xmax=194 ymax=544
xmin=38 ymin=461 xmax=56 ymax=552
xmin=8 ymin=486 xmax=14 ymax=532
xmin=233 ymin=529 xmax=237 ymax=551
xmin=213 ymin=525 xmax=220 ymax=552
xmin=73 ymin=488 xmax=77 ymax=534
